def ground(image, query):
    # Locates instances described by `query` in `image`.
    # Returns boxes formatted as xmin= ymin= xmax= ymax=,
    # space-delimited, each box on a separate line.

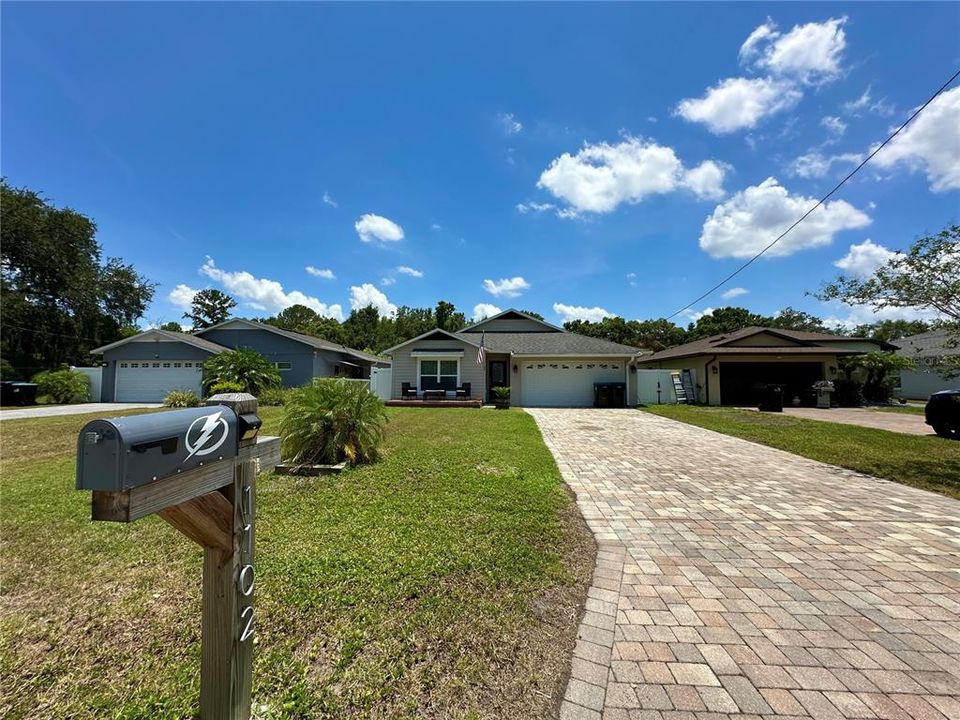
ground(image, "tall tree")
xmin=267 ymin=304 xmax=321 ymax=334
xmin=517 ymin=309 xmax=545 ymax=321
xmin=687 ymin=307 xmax=769 ymax=340
xmin=1 ymin=181 xmax=155 ymax=375
xmin=183 ymin=289 xmax=236 ymax=329
xmin=160 ymin=321 xmax=184 ymax=332
xmin=768 ymin=307 xmax=832 ymax=334
xmin=434 ymin=300 xmax=466 ymax=332
xmin=851 ymin=319 xmax=932 ymax=342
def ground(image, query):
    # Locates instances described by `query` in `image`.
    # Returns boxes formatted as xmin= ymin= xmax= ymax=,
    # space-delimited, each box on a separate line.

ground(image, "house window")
xmin=419 ymin=358 xmax=459 ymax=391
xmin=274 ymin=362 xmax=292 ymax=371
xmin=119 ymin=362 xmax=128 ymax=368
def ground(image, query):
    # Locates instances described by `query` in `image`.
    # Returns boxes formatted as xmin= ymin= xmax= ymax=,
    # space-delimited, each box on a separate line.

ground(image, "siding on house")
xmin=102 ymin=342 xmax=214 ymax=402
xmin=200 ymin=327 xmax=317 ymax=387
xmin=726 ymin=333 xmax=803 ymax=347
xmin=462 ymin=316 xmax=558 ymax=333
xmin=390 ymin=338 xmax=484 ymax=399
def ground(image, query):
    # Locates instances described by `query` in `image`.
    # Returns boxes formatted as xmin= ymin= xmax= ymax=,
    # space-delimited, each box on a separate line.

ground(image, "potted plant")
xmin=492 ymin=385 xmax=511 ymax=409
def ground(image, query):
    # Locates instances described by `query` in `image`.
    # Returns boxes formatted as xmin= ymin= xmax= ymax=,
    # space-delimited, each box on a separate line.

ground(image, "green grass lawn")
xmin=1 ymin=407 xmax=593 ymax=719
xmin=643 ymin=405 xmax=960 ymax=500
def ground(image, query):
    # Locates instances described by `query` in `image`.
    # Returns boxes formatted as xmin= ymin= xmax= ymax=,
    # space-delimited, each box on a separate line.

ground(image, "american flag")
xmin=476 ymin=331 xmax=486 ymax=366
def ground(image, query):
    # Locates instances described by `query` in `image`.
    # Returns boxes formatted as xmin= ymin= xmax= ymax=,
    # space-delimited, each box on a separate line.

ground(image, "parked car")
xmin=925 ymin=389 xmax=960 ymax=439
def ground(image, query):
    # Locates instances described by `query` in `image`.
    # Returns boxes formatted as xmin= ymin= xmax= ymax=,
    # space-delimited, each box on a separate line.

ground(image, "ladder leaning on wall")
xmin=670 ymin=370 xmax=696 ymax=404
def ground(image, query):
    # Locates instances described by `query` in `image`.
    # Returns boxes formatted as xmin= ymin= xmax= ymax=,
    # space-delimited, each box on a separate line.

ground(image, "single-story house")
xmin=635 ymin=326 xmax=895 ymax=406
xmin=894 ymin=330 xmax=960 ymax=399
xmin=383 ymin=309 xmax=645 ymax=407
xmin=91 ymin=318 xmax=388 ymax=402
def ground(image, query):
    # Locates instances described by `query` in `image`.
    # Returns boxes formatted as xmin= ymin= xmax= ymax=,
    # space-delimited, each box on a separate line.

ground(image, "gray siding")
xmin=390 ymin=339 xmax=484 ymax=399
xmin=102 ymin=342 xmax=214 ymax=402
xmin=200 ymin=327 xmax=316 ymax=387
xmin=898 ymin=369 xmax=957 ymax=400
xmin=463 ymin=317 xmax=556 ymax=333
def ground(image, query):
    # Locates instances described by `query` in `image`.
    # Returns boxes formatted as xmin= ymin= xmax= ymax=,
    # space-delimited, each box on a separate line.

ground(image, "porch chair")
xmin=455 ymin=382 xmax=471 ymax=401
xmin=401 ymin=382 xmax=418 ymax=400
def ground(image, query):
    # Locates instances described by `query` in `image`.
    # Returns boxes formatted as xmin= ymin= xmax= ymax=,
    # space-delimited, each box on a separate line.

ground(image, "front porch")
xmin=385 ymin=398 xmax=483 ymax=408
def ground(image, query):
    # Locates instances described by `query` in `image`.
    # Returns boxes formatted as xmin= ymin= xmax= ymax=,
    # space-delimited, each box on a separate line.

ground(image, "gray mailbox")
xmin=76 ymin=406 xmax=262 ymax=491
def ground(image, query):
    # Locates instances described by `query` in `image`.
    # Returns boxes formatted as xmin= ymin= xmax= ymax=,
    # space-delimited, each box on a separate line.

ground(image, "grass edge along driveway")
xmin=0 ymin=406 xmax=594 ymax=719
xmin=643 ymin=405 xmax=960 ymax=500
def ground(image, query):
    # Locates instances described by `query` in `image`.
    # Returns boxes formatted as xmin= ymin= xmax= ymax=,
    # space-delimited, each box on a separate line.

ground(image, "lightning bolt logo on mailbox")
xmin=184 ymin=410 xmax=230 ymax=461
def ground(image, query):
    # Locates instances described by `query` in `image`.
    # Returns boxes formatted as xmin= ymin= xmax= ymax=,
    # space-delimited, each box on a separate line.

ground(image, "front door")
xmin=488 ymin=360 xmax=509 ymax=402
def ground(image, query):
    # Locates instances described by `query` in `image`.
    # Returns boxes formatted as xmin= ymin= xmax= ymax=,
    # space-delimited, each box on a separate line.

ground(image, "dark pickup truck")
xmin=925 ymin=389 xmax=960 ymax=439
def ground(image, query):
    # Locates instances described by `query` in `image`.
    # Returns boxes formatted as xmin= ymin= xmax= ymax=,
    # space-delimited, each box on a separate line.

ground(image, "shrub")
xmin=32 ymin=369 xmax=89 ymax=404
xmin=833 ymin=378 xmax=864 ymax=407
xmin=163 ymin=390 xmax=201 ymax=408
xmin=0 ymin=357 xmax=17 ymax=380
xmin=208 ymin=380 xmax=246 ymax=396
xmin=203 ymin=348 xmax=281 ymax=395
xmin=280 ymin=379 xmax=388 ymax=466
xmin=258 ymin=386 xmax=292 ymax=407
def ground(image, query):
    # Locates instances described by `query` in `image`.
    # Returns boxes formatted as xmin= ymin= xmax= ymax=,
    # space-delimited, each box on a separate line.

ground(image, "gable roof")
xmin=382 ymin=328 xmax=480 ymax=355
xmin=91 ymin=328 xmax=228 ymax=355
xmin=638 ymin=326 xmax=891 ymax=362
xmin=460 ymin=308 xmax=565 ymax=333
xmin=196 ymin=318 xmax=387 ymax=365
xmin=474 ymin=331 xmax=642 ymax=356
xmin=894 ymin=330 xmax=960 ymax=357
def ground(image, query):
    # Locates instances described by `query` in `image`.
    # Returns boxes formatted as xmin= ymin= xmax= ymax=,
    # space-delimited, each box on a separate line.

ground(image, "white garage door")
xmin=519 ymin=359 xmax=625 ymax=407
xmin=115 ymin=360 xmax=204 ymax=402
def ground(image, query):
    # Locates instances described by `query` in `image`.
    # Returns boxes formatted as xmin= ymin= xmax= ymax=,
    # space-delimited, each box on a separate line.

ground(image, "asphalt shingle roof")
xmin=894 ymin=330 xmax=960 ymax=357
xmin=456 ymin=331 xmax=642 ymax=356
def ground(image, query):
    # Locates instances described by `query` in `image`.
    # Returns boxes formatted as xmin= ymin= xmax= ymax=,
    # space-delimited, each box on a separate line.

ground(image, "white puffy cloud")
xmin=553 ymin=303 xmax=613 ymax=323
xmin=698 ymin=177 xmax=871 ymax=259
xmin=168 ymin=284 xmax=198 ymax=311
xmin=834 ymin=239 xmax=899 ymax=278
xmin=823 ymin=302 xmax=939 ymax=330
xmin=200 ymin=257 xmax=343 ymax=319
xmin=684 ymin=307 xmax=716 ymax=323
xmin=483 ymin=276 xmax=530 ymax=298
xmin=869 ymin=86 xmax=960 ymax=192
xmin=355 ymin=214 xmax=405 ymax=243
xmin=472 ymin=303 xmax=502 ymax=321
xmin=498 ymin=112 xmax=522 ymax=135
xmin=396 ymin=265 xmax=423 ymax=278
xmin=537 ymin=136 xmax=727 ymax=214
xmin=516 ymin=201 xmax=555 ymax=214
xmin=821 ymin=115 xmax=847 ymax=136
xmin=306 ymin=266 xmax=335 ymax=279
xmin=747 ymin=17 xmax=848 ymax=84
xmin=676 ymin=77 xmax=802 ymax=134
xmin=349 ymin=283 xmax=397 ymax=318
xmin=322 ymin=191 xmax=337 ymax=207
xmin=788 ymin=151 xmax=862 ymax=179
xmin=721 ymin=287 xmax=749 ymax=300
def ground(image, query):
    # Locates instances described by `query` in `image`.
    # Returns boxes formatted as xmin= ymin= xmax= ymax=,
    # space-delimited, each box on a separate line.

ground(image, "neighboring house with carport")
xmin=894 ymin=330 xmax=960 ymax=399
xmin=91 ymin=319 xmax=388 ymax=402
xmin=383 ymin=309 xmax=645 ymax=407
xmin=635 ymin=326 xmax=894 ymax=406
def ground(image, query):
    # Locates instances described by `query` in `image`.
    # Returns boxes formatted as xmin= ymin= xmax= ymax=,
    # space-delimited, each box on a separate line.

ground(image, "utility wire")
xmin=666 ymin=67 xmax=960 ymax=321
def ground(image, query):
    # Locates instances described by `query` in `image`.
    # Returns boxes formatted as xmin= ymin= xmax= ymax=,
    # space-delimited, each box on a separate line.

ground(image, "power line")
xmin=666 ymin=67 xmax=960 ymax=321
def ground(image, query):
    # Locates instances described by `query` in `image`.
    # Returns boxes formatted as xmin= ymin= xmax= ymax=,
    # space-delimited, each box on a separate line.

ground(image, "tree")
xmin=517 ymin=309 xmax=545 ymax=321
xmin=562 ymin=316 xmax=686 ymax=351
xmin=183 ymin=289 xmax=236 ymax=329
xmin=393 ymin=306 xmax=436 ymax=341
xmin=202 ymin=348 xmax=281 ymax=395
xmin=434 ymin=300 xmax=465 ymax=331
xmin=851 ymin=319 xmax=932 ymax=343
xmin=817 ymin=225 xmax=960 ymax=326
xmin=267 ymin=304 xmax=321 ymax=334
xmin=841 ymin=351 xmax=915 ymax=403
xmin=687 ymin=307 xmax=768 ymax=339
xmin=632 ymin=319 xmax=688 ymax=351
xmin=341 ymin=306 xmax=383 ymax=352
xmin=769 ymin=308 xmax=832 ymax=334
xmin=160 ymin=321 xmax=184 ymax=333
xmin=0 ymin=181 xmax=155 ymax=376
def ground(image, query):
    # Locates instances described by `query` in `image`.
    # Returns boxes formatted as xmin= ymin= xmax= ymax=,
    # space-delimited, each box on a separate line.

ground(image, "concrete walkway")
xmin=774 ymin=407 xmax=933 ymax=437
xmin=527 ymin=408 xmax=960 ymax=720
xmin=0 ymin=402 xmax=162 ymax=421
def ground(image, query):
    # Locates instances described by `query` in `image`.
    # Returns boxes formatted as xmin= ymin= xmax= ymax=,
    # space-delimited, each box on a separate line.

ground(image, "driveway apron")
xmin=527 ymin=408 xmax=960 ymax=720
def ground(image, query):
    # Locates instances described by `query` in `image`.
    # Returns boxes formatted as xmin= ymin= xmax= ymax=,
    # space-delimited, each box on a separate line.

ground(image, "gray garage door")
xmin=115 ymin=360 xmax=204 ymax=402
xmin=520 ymin=359 xmax=625 ymax=407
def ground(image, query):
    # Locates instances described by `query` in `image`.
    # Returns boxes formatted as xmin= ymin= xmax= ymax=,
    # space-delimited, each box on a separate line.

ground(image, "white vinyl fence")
xmin=369 ymin=366 xmax=392 ymax=401
xmin=635 ymin=369 xmax=693 ymax=405
xmin=71 ymin=366 xmax=103 ymax=402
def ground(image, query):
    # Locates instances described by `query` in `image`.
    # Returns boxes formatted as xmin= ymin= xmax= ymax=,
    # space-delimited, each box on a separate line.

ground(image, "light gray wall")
xmin=390 ymin=338 xmax=484 ymax=399
xmin=898 ymin=369 xmax=958 ymax=400
xmin=101 ymin=342 xmax=214 ymax=402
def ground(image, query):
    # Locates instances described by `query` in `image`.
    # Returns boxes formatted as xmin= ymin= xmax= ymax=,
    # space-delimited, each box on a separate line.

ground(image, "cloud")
xmin=823 ymin=302 xmax=939 ymax=330
xmin=483 ymin=276 xmax=531 ymax=298
xmin=537 ymin=136 xmax=727 ymax=214
xmin=833 ymin=239 xmax=899 ymax=278
xmin=396 ymin=265 xmax=424 ymax=278
xmin=305 ymin=266 xmax=335 ymax=280
xmin=516 ymin=201 xmax=555 ymax=214
xmin=869 ymin=86 xmax=960 ymax=192
xmin=821 ymin=115 xmax=847 ymax=136
xmin=355 ymin=213 xmax=405 ymax=243
xmin=676 ymin=77 xmax=802 ymax=134
xmin=431 ymin=222 xmax=442 ymax=231
xmin=168 ymin=284 xmax=198 ymax=311
xmin=788 ymin=151 xmax=863 ymax=179
xmin=698 ymin=177 xmax=871 ymax=259
xmin=322 ymin=191 xmax=337 ymax=207
xmin=349 ymin=283 xmax=397 ymax=318
xmin=684 ymin=307 xmax=716 ymax=323
xmin=201 ymin=258 xmax=343 ymax=319
xmin=553 ymin=303 xmax=613 ymax=323
xmin=746 ymin=17 xmax=848 ymax=85
xmin=721 ymin=287 xmax=749 ymax=300
xmin=843 ymin=85 xmax=896 ymax=117
xmin=472 ymin=303 xmax=502 ymax=321
xmin=380 ymin=277 xmax=396 ymax=287
xmin=626 ymin=272 xmax=637 ymax=287
xmin=498 ymin=112 xmax=523 ymax=135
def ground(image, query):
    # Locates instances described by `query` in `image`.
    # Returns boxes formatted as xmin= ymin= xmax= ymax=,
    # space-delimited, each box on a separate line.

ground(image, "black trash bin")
xmin=758 ymin=384 xmax=784 ymax=413
xmin=593 ymin=382 xmax=626 ymax=408
xmin=0 ymin=381 xmax=39 ymax=406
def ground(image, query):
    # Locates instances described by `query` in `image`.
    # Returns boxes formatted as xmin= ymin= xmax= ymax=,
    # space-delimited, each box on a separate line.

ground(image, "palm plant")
xmin=280 ymin=379 xmax=388 ymax=466
xmin=203 ymin=347 xmax=281 ymax=395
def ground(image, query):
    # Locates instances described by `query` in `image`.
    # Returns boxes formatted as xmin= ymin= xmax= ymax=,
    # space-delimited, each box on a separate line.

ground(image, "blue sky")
xmin=3 ymin=2 xmax=958 ymax=329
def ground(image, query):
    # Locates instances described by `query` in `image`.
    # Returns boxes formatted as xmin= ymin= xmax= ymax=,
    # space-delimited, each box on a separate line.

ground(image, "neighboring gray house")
xmin=383 ymin=309 xmax=643 ymax=407
xmin=91 ymin=318 xmax=388 ymax=402
xmin=895 ymin=330 xmax=960 ymax=399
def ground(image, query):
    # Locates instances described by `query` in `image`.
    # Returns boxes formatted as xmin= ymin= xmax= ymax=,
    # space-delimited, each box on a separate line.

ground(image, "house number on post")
xmin=238 ymin=482 xmax=255 ymax=643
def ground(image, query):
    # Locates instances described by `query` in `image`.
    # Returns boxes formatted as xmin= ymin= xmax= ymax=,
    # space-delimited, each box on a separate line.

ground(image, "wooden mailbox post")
xmin=77 ymin=393 xmax=280 ymax=720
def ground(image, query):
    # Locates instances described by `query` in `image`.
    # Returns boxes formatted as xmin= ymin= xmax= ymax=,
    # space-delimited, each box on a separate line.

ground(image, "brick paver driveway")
xmin=527 ymin=409 xmax=960 ymax=720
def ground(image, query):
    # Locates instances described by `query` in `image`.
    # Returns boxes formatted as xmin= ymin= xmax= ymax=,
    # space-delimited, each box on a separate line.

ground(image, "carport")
xmin=719 ymin=361 xmax=823 ymax=406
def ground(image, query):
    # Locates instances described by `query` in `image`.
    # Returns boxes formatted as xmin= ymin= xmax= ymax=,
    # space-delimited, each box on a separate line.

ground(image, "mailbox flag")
xmin=476 ymin=331 xmax=486 ymax=366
